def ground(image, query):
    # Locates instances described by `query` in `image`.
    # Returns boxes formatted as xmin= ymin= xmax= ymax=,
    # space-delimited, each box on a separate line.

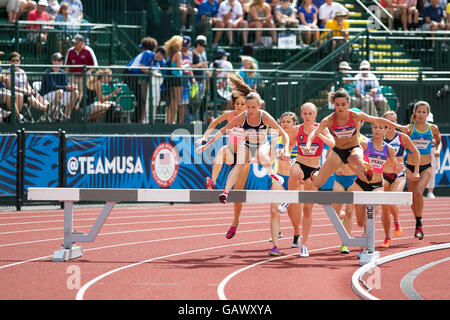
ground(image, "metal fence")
xmin=1 ymin=64 xmax=450 ymax=130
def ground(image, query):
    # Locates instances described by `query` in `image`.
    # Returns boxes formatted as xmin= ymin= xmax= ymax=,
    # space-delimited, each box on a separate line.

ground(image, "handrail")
xmin=355 ymin=0 xmax=391 ymax=34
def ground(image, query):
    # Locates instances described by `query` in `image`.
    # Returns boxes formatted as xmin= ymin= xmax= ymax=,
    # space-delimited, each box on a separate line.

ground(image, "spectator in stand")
xmin=319 ymin=0 xmax=348 ymax=28
xmin=240 ymin=43 xmax=259 ymax=67
xmin=27 ymin=0 xmax=50 ymax=57
xmin=179 ymin=35 xmax=196 ymax=123
xmin=39 ymin=52 xmax=79 ymax=120
xmin=238 ymin=55 xmax=258 ymax=89
xmin=380 ymin=0 xmax=408 ymax=30
xmin=196 ymin=0 xmax=220 ymax=36
xmin=275 ymin=0 xmax=299 ymax=28
xmin=6 ymin=52 xmax=51 ymax=116
xmin=215 ymin=0 xmax=249 ymax=46
xmin=354 ymin=60 xmax=388 ymax=117
xmin=0 ymin=68 xmax=22 ymax=120
xmin=208 ymin=48 xmax=233 ymax=91
xmin=0 ymin=0 xmax=33 ymax=22
xmin=191 ymin=37 xmax=209 ymax=121
xmin=422 ymin=0 xmax=449 ymax=47
xmin=64 ymin=34 xmax=98 ymax=107
xmin=125 ymin=36 xmax=158 ymax=123
xmin=61 ymin=0 xmax=83 ymax=24
xmin=324 ymin=10 xmax=349 ymax=56
xmin=84 ymin=68 xmax=122 ymax=122
xmin=298 ymin=0 xmax=320 ymax=45
xmin=248 ymin=0 xmax=277 ymax=46
xmin=337 ymin=61 xmax=356 ymax=96
xmin=164 ymin=35 xmax=183 ymax=124
xmin=46 ymin=0 xmax=59 ymax=20
xmin=404 ymin=0 xmax=419 ymax=30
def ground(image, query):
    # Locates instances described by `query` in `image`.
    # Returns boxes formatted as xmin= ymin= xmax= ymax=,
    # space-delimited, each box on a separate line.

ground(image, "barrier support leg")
xmin=359 ymin=205 xmax=380 ymax=266
xmin=52 ymin=201 xmax=116 ymax=262
xmin=322 ymin=205 xmax=367 ymax=248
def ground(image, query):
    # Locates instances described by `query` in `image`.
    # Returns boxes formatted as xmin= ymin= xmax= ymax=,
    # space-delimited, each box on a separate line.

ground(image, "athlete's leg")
xmin=311 ymin=150 xmax=343 ymax=188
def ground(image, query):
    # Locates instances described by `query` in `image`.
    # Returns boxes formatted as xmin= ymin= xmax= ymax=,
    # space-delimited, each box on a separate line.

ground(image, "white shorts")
xmin=43 ymin=90 xmax=72 ymax=105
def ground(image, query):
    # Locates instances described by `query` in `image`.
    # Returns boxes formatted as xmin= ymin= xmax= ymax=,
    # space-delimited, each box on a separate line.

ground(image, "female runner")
xmin=195 ymin=78 xmax=248 ymax=239
xmin=381 ymin=110 xmax=420 ymax=248
xmin=279 ymin=102 xmax=335 ymax=257
xmin=398 ymin=101 xmax=441 ymax=240
xmin=196 ymin=75 xmax=290 ymax=204
xmin=348 ymin=122 xmax=402 ymax=255
xmin=303 ymin=88 xmax=404 ymax=189
xmin=269 ymin=112 xmax=301 ymax=256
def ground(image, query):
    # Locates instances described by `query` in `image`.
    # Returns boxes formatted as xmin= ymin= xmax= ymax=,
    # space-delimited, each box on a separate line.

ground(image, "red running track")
xmin=0 ymin=197 xmax=449 ymax=300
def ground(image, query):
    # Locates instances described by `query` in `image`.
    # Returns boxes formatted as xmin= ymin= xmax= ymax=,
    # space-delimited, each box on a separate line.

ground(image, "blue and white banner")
xmin=1 ymin=133 xmax=450 ymax=197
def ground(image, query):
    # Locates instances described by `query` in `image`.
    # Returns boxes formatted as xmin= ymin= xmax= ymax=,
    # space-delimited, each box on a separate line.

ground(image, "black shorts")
xmin=333 ymin=145 xmax=359 ymax=164
xmin=355 ymin=177 xmax=383 ymax=192
xmin=405 ymin=163 xmax=432 ymax=174
xmin=295 ymin=162 xmax=319 ymax=181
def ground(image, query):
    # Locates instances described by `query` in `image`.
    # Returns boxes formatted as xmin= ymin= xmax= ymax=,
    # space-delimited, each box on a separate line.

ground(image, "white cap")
xmin=338 ymin=61 xmax=351 ymax=70
xmin=359 ymin=60 xmax=370 ymax=70
xmin=196 ymin=35 xmax=207 ymax=44
xmin=38 ymin=0 xmax=48 ymax=6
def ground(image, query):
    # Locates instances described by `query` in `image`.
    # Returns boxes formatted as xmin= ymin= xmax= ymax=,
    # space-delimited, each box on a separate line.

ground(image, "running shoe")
xmin=226 ymin=223 xmax=239 ymax=239
xmin=394 ymin=222 xmax=403 ymax=237
xmin=299 ymin=245 xmax=309 ymax=258
xmin=268 ymin=231 xmax=283 ymax=242
xmin=363 ymin=161 xmax=373 ymax=182
xmin=218 ymin=193 xmax=228 ymax=204
xmin=414 ymin=225 xmax=424 ymax=240
xmin=278 ymin=202 xmax=289 ymax=213
xmin=205 ymin=177 xmax=216 ymax=189
xmin=292 ymin=235 xmax=300 ymax=248
xmin=340 ymin=245 xmax=349 ymax=254
xmin=381 ymin=238 xmax=391 ymax=248
xmin=269 ymin=246 xmax=282 ymax=256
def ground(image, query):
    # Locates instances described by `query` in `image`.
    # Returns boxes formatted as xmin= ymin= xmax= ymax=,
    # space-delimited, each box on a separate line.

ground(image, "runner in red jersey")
xmin=278 ymin=102 xmax=335 ymax=257
xmin=304 ymin=88 xmax=404 ymax=189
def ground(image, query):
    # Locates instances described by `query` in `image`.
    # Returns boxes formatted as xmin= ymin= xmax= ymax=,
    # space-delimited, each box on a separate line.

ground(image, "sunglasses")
xmin=10 ymin=59 xmax=20 ymax=62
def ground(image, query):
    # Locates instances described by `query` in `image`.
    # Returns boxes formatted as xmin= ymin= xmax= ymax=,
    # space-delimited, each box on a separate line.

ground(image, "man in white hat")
xmin=353 ymin=60 xmax=388 ymax=117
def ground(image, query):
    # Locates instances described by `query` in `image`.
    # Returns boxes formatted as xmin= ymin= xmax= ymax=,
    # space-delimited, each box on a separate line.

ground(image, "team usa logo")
xmin=151 ymin=143 xmax=179 ymax=188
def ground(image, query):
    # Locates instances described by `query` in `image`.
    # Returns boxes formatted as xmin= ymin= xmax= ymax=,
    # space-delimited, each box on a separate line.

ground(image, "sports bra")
xmin=384 ymin=132 xmax=405 ymax=157
xmin=296 ymin=123 xmax=324 ymax=157
xmin=330 ymin=111 xmax=358 ymax=140
xmin=364 ymin=139 xmax=390 ymax=173
xmin=242 ymin=110 xmax=268 ymax=143
xmin=407 ymin=122 xmax=433 ymax=155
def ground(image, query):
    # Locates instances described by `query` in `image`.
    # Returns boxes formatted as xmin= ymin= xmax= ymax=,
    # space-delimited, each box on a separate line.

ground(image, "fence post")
xmin=11 ymin=67 xmax=16 ymax=122
xmin=365 ymin=28 xmax=370 ymax=61
xmin=14 ymin=21 xmax=19 ymax=52
xmin=148 ymin=70 xmax=154 ymax=124
xmin=58 ymin=129 xmax=66 ymax=209
xmin=418 ymin=69 xmax=423 ymax=100
xmin=15 ymin=129 xmax=24 ymax=211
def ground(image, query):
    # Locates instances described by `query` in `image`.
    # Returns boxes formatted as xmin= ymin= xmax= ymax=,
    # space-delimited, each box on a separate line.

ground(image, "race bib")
xmin=333 ymin=126 xmax=356 ymax=139
xmin=367 ymin=154 xmax=387 ymax=170
xmin=412 ymin=138 xmax=431 ymax=150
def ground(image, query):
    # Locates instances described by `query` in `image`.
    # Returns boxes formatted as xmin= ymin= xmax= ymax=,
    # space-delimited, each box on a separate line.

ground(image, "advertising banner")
xmin=0 ymin=134 xmax=17 ymax=197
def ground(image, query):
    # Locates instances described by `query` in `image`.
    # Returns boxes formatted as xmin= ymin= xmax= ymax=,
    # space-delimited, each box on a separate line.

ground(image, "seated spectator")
xmin=248 ymin=0 xmax=277 ymax=46
xmin=84 ymin=68 xmax=122 ymax=122
xmin=422 ymin=0 xmax=449 ymax=46
xmin=0 ymin=68 xmax=22 ymax=120
xmin=240 ymin=43 xmax=259 ymax=68
xmin=27 ymin=0 xmax=51 ymax=57
xmin=275 ymin=0 xmax=299 ymax=28
xmin=46 ymin=0 xmax=59 ymax=20
xmin=0 ymin=0 xmax=23 ymax=23
xmin=215 ymin=0 xmax=249 ymax=46
xmin=125 ymin=36 xmax=158 ymax=123
xmin=5 ymin=52 xmax=51 ymax=116
xmin=405 ymin=0 xmax=419 ymax=30
xmin=353 ymin=60 xmax=388 ymax=117
xmin=319 ymin=0 xmax=348 ymax=28
xmin=380 ymin=0 xmax=408 ymax=30
xmin=39 ymin=52 xmax=79 ymax=121
xmin=238 ymin=55 xmax=258 ymax=89
xmin=196 ymin=0 xmax=220 ymax=36
xmin=180 ymin=0 xmax=198 ymax=31
xmin=61 ymin=0 xmax=83 ymax=24
xmin=337 ymin=61 xmax=355 ymax=95
xmin=298 ymin=0 xmax=319 ymax=45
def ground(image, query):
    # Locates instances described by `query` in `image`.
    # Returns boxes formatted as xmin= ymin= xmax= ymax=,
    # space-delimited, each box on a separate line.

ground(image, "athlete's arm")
xmin=195 ymin=111 xmax=232 ymax=145
xmin=317 ymin=127 xmax=335 ymax=148
xmin=431 ymin=124 xmax=442 ymax=158
xmin=305 ymin=115 xmax=331 ymax=150
xmin=387 ymin=145 xmax=403 ymax=175
xmin=399 ymin=132 xmax=420 ymax=180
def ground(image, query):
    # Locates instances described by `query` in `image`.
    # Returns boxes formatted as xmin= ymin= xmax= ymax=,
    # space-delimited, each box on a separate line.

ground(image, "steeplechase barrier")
xmin=27 ymin=188 xmax=412 ymax=265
